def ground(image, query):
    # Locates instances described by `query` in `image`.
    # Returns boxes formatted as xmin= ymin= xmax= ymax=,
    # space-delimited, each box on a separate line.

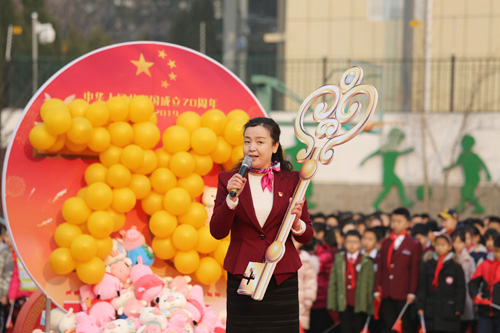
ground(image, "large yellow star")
xmin=168 ymin=59 xmax=176 ymax=69
xmin=169 ymin=72 xmax=177 ymax=81
xmin=161 ymin=80 xmax=169 ymax=88
xmin=131 ymin=54 xmax=154 ymax=76
xmin=158 ymin=50 xmax=167 ymax=59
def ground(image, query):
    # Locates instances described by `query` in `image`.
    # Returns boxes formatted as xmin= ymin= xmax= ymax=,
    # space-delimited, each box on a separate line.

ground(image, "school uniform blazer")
xmin=209 ymin=170 xmax=313 ymax=283
xmin=375 ymin=235 xmax=422 ymax=300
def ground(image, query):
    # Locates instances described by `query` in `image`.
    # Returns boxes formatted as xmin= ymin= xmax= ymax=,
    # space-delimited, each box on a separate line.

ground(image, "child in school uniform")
xmin=469 ymin=235 xmax=500 ymax=333
xmin=417 ymin=233 xmax=466 ymax=333
xmin=327 ymin=230 xmax=374 ymax=333
xmin=375 ymin=207 xmax=422 ymax=333
xmin=469 ymin=225 xmax=488 ymax=265
xmin=451 ymin=229 xmax=477 ymax=333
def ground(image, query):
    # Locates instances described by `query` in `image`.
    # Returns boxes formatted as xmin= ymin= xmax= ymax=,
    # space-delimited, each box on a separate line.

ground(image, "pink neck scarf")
xmin=249 ymin=161 xmax=281 ymax=192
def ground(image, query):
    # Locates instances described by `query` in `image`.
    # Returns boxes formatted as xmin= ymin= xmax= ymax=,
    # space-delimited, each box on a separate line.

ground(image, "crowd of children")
xmin=297 ymin=208 xmax=500 ymax=333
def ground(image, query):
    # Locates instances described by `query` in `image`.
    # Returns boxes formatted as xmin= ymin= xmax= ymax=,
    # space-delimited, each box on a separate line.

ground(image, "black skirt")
xmin=226 ymin=272 xmax=300 ymax=333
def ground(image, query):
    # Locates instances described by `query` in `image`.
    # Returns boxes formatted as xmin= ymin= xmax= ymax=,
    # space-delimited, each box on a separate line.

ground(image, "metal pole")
xmin=450 ymin=54 xmax=455 ymax=112
xmin=199 ymin=21 xmax=206 ymax=54
xmin=5 ymin=25 xmax=13 ymax=62
xmin=44 ymin=295 xmax=51 ymax=332
xmin=402 ymin=0 xmax=415 ymax=111
xmin=32 ymin=12 xmax=38 ymax=95
xmin=222 ymin=0 xmax=237 ymax=72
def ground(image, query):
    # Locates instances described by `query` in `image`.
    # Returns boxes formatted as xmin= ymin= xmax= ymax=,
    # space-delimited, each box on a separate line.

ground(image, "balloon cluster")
xmin=32 ymin=96 xmax=248 ymax=286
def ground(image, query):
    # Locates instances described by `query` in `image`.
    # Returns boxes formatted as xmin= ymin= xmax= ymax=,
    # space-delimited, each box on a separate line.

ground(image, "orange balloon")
xmin=177 ymin=173 xmax=204 ymax=199
xmin=211 ymin=137 xmax=232 ymax=164
xmin=195 ymin=257 xmax=222 ymax=285
xmin=68 ymin=99 xmax=89 ymax=118
xmin=106 ymin=164 xmax=131 ymax=188
xmin=150 ymin=168 xmax=177 ymax=194
xmin=191 ymin=152 xmax=214 ymax=176
xmin=162 ymin=126 xmax=190 ymax=154
xmin=141 ymin=191 xmax=164 ymax=216
xmin=99 ymin=145 xmax=123 ymax=167
xmin=29 ymin=124 xmax=57 ymax=150
xmin=87 ymin=211 xmax=114 ymax=239
xmin=65 ymin=139 xmax=88 ymax=153
xmin=54 ymin=223 xmax=82 ymax=248
xmin=178 ymin=202 xmax=208 ymax=229
xmin=128 ymin=174 xmax=151 ymax=199
xmin=62 ymin=197 xmax=92 ymax=225
xmin=108 ymin=208 xmax=126 ymax=232
xmin=176 ymin=111 xmax=201 ymax=133
xmin=169 ymin=152 xmax=195 ymax=178
xmin=174 ymin=250 xmax=200 ymax=274
xmin=231 ymin=145 xmax=244 ymax=164
xmin=87 ymin=127 xmax=111 ymax=152
xmin=152 ymin=237 xmax=176 ymax=260
xmin=67 ymin=117 xmax=93 ymax=144
xmin=130 ymin=95 xmax=154 ymax=123
xmin=149 ymin=210 xmax=178 ymax=238
xmin=40 ymin=99 xmax=68 ymax=119
xmin=195 ymin=225 xmax=220 ymax=254
xmin=76 ymin=257 xmax=105 ymax=285
xmin=107 ymin=96 xmax=129 ymax=122
xmin=191 ymin=127 xmax=217 ymax=155
xmin=201 ymin=109 xmax=227 ymax=135
xmin=227 ymin=109 xmax=250 ymax=123
xmin=155 ymin=149 xmax=171 ymax=168
xmin=84 ymin=163 xmax=108 ymax=185
xmin=85 ymin=182 xmax=113 ymax=210
xmin=43 ymin=107 xmax=72 ymax=135
xmin=111 ymin=187 xmax=137 ymax=213
xmin=85 ymin=101 xmax=109 ymax=127
xmin=133 ymin=122 xmax=160 ymax=150
xmin=163 ymin=187 xmax=191 ymax=216
xmin=120 ymin=145 xmax=144 ymax=171
xmin=108 ymin=121 xmax=134 ymax=147
xmin=95 ymin=237 xmax=113 ymax=259
xmin=49 ymin=248 xmax=76 ymax=275
xmin=223 ymin=119 xmax=245 ymax=146
xmin=213 ymin=240 xmax=230 ymax=266
xmin=134 ymin=149 xmax=158 ymax=175
xmin=46 ymin=134 xmax=66 ymax=153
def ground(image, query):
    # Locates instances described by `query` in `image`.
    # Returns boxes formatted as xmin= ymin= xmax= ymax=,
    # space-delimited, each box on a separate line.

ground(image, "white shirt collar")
xmin=347 ymin=250 xmax=360 ymax=262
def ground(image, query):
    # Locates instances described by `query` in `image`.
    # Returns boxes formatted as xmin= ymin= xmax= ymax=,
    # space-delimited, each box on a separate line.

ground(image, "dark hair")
xmin=452 ymin=228 xmax=466 ymax=242
xmin=392 ymin=207 xmax=410 ymax=221
xmin=411 ymin=223 xmax=429 ymax=237
xmin=0 ymin=224 xmax=5 ymax=236
xmin=312 ymin=212 xmax=326 ymax=221
xmin=300 ymin=238 xmax=317 ymax=253
xmin=489 ymin=216 xmax=500 ymax=225
xmin=427 ymin=220 xmax=440 ymax=232
xmin=312 ymin=222 xmax=327 ymax=233
xmin=344 ymin=229 xmax=362 ymax=240
xmin=484 ymin=228 xmax=499 ymax=240
xmin=435 ymin=233 xmax=452 ymax=245
xmin=364 ymin=227 xmax=383 ymax=242
xmin=233 ymin=117 xmax=293 ymax=172
xmin=471 ymin=219 xmax=484 ymax=228
xmin=494 ymin=235 xmax=500 ymax=249
xmin=324 ymin=228 xmax=338 ymax=248
xmin=326 ymin=214 xmax=337 ymax=220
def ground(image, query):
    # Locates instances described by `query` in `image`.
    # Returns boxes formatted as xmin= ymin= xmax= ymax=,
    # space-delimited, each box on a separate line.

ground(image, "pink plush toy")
xmin=103 ymin=318 xmax=136 ymax=333
xmin=185 ymin=285 xmax=205 ymax=323
xmin=75 ymin=312 xmax=100 ymax=333
xmin=109 ymin=258 xmax=132 ymax=289
xmin=130 ymin=257 xmax=164 ymax=304
xmin=117 ymin=298 xmax=147 ymax=329
xmin=157 ymin=290 xmax=191 ymax=322
xmin=166 ymin=275 xmax=192 ymax=297
xmin=136 ymin=323 xmax=162 ymax=333
xmin=167 ymin=314 xmax=189 ymax=333
xmin=139 ymin=307 xmax=167 ymax=330
xmin=88 ymin=301 xmax=116 ymax=327
xmin=111 ymin=289 xmax=136 ymax=311
xmin=194 ymin=308 xmax=218 ymax=333
xmin=104 ymin=238 xmax=127 ymax=266
xmin=120 ymin=226 xmax=154 ymax=266
xmin=94 ymin=272 xmax=121 ymax=300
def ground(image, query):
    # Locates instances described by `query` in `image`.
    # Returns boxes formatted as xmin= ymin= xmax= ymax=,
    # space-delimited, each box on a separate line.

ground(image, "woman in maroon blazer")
xmin=210 ymin=117 xmax=313 ymax=332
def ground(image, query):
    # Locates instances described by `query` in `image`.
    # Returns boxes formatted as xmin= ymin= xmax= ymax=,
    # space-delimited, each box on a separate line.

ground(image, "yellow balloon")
xmin=133 ymin=122 xmax=160 ymax=150
xmin=76 ymin=257 xmax=105 ymax=285
xmin=87 ymin=127 xmax=111 ymax=152
xmin=87 ymin=211 xmax=114 ymax=239
xmin=164 ymin=187 xmax=191 ymax=216
xmin=29 ymin=124 xmax=57 ymax=150
xmin=155 ymin=149 xmax=171 ymax=168
xmin=222 ymin=160 xmax=235 ymax=172
xmin=85 ymin=182 xmax=113 ymax=210
xmin=128 ymin=174 xmax=151 ymax=200
xmin=231 ymin=145 xmax=244 ymax=165
xmin=162 ymin=125 xmax=190 ymax=154
xmin=201 ymin=109 xmax=227 ymax=135
xmin=178 ymin=202 xmax=208 ymax=229
xmin=54 ymin=223 xmax=82 ymax=248
xmin=149 ymin=210 xmax=178 ymax=238
xmin=176 ymin=111 xmax=201 ymax=133
xmin=65 ymin=139 xmax=87 ymax=153
xmin=62 ymin=197 xmax=92 ymax=225
xmin=227 ymin=109 xmax=249 ymax=123
xmin=213 ymin=240 xmax=230 ymax=266
xmin=174 ymin=250 xmax=200 ymax=274
xmin=195 ymin=257 xmax=222 ymax=285
xmin=177 ymin=173 xmax=204 ymax=199
xmin=84 ymin=163 xmax=108 ymax=185
xmin=134 ymin=149 xmax=158 ymax=175
xmin=211 ymin=136 xmax=232 ymax=164
xmin=67 ymin=117 xmax=93 ymax=144
xmin=141 ymin=191 xmax=164 ymax=216
xmin=85 ymin=101 xmax=109 ymax=127
xmin=190 ymin=127 xmax=217 ymax=155
xmin=106 ymin=163 xmax=131 ymax=188
xmin=68 ymin=99 xmax=89 ymax=118
xmin=107 ymin=96 xmax=129 ymax=122
xmin=46 ymin=134 xmax=66 ymax=153
xmin=196 ymin=225 xmax=220 ymax=254
xmin=172 ymin=224 xmax=198 ymax=251
xmin=130 ymin=95 xmax=154 ymax=123
xmin=150 ymin=168 xmax=177 ymax=194
xmin=50 ymin=248 xmax=76 ymax=275
xmin=120 ymin=145 xmax=144 ymax=171
xmin=108 ymin=121 xmax=134 ymax=147
xmin=40 ymin=98 xmax=68 ymax=119
xmin=152 ymin=237 xmax=176 ymax=260
xmin=70 ymin=234 xmax=98 ymax=262
xmin=43 ymin=107 xmax=72 ymax=135
xmin=107 ymin=208 xmax=126 ymax=232
xmin=112 ymin=187 xmax=137 ymax=213
xmin=169 ymin=152 xmax=195 ymax=178
xmin=99 ymin=145 xmax=123 ymax=167
xmin=95 ymin=237 xmax=113 ymax=259
xmin=223 ymin=119 xmax=245 ymax=146
xmin=77 ymin=187 xmax=87 ymax=199
xmin=191 ymin=152 xmax=214 ymax=176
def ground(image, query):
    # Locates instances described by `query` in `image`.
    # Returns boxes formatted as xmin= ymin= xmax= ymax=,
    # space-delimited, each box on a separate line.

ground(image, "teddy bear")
xmin=139 ymin=307 xmax=167 ymax=331
xmin=201 ymin=186 xmax=217 ymax=225
xmin=120 ymin=226 xmax=154 ymax=266
xmin=103 ymin=318 xmax=136 ymax=333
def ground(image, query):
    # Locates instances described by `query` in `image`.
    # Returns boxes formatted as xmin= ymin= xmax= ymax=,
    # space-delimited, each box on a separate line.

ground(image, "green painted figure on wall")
xmin=443 ymin=134 xmax=491 ymax=214
xmin=360 ymin=128 xmax=414 ymax=211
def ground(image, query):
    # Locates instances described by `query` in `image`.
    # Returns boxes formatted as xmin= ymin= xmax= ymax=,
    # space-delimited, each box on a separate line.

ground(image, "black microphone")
xmin=229 ymin=156 xmax=253 ymax=197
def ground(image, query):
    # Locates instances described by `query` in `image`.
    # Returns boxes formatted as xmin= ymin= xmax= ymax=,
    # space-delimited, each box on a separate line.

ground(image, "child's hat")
xmin=438 ymin=208 xmax=458 ymax=220
xmin=435 ymin=231 xmax=452 ymax=245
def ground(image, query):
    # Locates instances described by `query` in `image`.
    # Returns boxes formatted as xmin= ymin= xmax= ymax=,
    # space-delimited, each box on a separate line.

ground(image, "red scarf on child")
xmin=432 ymin=255 xmax=445 ymax=289
xmin=387 ymin=231 xmax=407 ymax=272
xmin=347 ymin=256 xmax=356 ymax=290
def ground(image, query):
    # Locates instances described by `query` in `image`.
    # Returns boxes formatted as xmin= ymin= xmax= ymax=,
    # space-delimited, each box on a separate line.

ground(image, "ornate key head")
xmin=295 ymin=66 xmax=378 ymax=180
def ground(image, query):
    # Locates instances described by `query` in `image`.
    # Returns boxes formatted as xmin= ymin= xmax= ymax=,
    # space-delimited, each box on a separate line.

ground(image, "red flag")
xmin=360 ymin=328 xmax=369 ymax=333
xmin=374 ymin=295 xmax=382 ymax=320
xmin=392 ymin=318 xmax=403 ymax=333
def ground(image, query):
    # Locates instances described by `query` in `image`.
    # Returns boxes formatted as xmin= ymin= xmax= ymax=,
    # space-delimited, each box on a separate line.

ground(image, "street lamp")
xmin=32 ymin=12 xmax=56 ymax=95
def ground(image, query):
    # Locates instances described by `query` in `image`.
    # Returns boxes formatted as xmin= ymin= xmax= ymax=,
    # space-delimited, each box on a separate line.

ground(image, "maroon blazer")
xmin=210 ymin=170 xmax=313 ymax=283
xmin=375 ymin=235 xmax=422 ymax=300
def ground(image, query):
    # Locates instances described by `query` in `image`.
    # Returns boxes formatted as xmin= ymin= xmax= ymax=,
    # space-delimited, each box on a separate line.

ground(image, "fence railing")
xmin=3 ymin=55 xmax=500 ymax=113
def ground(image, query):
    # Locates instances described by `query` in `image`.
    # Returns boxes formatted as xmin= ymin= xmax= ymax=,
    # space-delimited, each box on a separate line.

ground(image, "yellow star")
xmin=161 ymin=80 xmax=169 ymax=88
xmin=131 ymin=54 xmax=154 ymax=76
xmin=158 ymin=50 xmax=167 ymax=59
xmin=168 ymin=59 xmax=176 ymax=69
xmin=169 ymin=72 xmax=177 ymax=81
